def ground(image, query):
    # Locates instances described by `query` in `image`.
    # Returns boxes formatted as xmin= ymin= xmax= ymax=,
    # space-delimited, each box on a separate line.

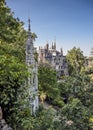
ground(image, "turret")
xmin=52 ymin=42 xmax=54 ymax=49
xmin=60 ymin=48 xmax=63 ymax=55
xmin=26 ymin=19 xmax=38 ymax=114
xmin=52 ymin=41 xmax=56 ymax=50
xmin=54 ymin=41 xmax=56 ymax=50
xmin=46 ymin=42 xmax=49 ymax=50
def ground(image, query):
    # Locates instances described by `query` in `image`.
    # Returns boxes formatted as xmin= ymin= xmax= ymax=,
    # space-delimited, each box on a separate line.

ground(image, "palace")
xmin=38 ymin=42 xmax=68 ymax=78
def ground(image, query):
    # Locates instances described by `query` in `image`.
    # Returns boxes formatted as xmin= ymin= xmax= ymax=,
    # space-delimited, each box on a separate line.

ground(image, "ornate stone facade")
xmin=38 ymin=42 xmax=68 ymax=78
xmin=26 ymin=19 xmax=38 ymax=114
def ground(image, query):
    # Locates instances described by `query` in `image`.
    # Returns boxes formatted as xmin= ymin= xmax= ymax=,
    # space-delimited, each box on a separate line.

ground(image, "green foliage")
xmin=57 ymin=73 xmax=93 ymax=129
xmin=34 ymin=51 xmax=38 ymax=62
xmin=0 ymin=1 xmax=29 ymax=129
xmin=38 ymin=64 xmax=59 ymax=102
xmin=1 ymin=1 xmax=93 ymax=129
xmin=62 ymin=98 xmax=90 ymax=129
xmin=0 ymin=1 xmax=38 ymax=129
xmin=66 ymin=47 xmax=85 ymax=75
xmin=0 ymin=45 xmax=28 ymax=125
xmin=86 ymin=48 xmax=93 ymax=80
xmin=0 ymin=0 xmax=24 ymax=43
xmin=34 ymin=106 xmax=55 ymax=130
xmin=31 ymin=32 xmax=37 ymax=41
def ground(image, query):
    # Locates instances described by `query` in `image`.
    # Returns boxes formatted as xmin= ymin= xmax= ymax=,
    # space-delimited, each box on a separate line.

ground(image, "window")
xmin=33 ymin=74 xmax=36 ymax=86
xmin=61 ymin=70 xmax=64 ymax=76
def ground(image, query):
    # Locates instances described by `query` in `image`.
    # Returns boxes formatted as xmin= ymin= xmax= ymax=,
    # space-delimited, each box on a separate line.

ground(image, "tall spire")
xmin=28 ymin=18 xmax=31 ymax=32
xmin=54 ymin=37 xmax=56 ymax=50
xmin=26 ymin=18 xmax=39 ymax=114
xmin=60 ymin=47 xmax=63 ymax=55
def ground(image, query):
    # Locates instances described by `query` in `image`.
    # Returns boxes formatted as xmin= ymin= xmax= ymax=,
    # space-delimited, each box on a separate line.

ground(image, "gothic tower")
xmin=26 ymin=19 xmax=38 ymax=114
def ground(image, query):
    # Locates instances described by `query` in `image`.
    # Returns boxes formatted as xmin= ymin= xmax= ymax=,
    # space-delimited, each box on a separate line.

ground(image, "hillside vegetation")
xmin=0 ymin=0 xmax=93 ymax=129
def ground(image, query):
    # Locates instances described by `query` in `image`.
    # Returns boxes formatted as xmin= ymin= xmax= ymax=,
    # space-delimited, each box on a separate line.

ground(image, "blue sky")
xmin=6 ymin=0 xmax=93 ymax=56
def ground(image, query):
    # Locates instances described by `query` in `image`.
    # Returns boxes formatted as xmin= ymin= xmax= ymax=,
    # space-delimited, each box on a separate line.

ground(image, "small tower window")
xmin=33 ymin=74 xmax=36 ymax=85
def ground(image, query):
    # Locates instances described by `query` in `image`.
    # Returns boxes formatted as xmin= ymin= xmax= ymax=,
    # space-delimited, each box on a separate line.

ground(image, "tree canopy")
xmin=66 ymin=47 xmax=85 ymax=75
xmin=38 ymin=63 xmax=60 ymax=104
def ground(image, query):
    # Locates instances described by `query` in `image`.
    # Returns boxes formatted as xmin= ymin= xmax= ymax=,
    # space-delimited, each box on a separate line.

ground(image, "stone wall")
xmin=0 ymin=107 xmax=12 ymax=130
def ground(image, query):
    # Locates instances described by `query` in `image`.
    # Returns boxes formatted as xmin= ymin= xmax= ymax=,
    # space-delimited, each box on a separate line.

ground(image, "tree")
xmin=61 ymin=98 xmax=91 ymax=130
xmin=38 ymin=63 xmax=60 ymax=105
xmin=0 ymin=47 xmax=28 ymax=121
xmin=0 ymin=0 xmax=25 ymax=43
xmin=66 ymin=47 xmax=85 ymax=75
xmin=57 ymin=73 xmax=93 ymax=129
xmin=0 ymin=0 xmax=28 ymax=128
xmin=85 ymin=48 xmax=93 ymax=81
xmin=0 ymin=1 xmax=38 ymax=129
xmin=34 ymin=106 xmax=55 ymax=130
